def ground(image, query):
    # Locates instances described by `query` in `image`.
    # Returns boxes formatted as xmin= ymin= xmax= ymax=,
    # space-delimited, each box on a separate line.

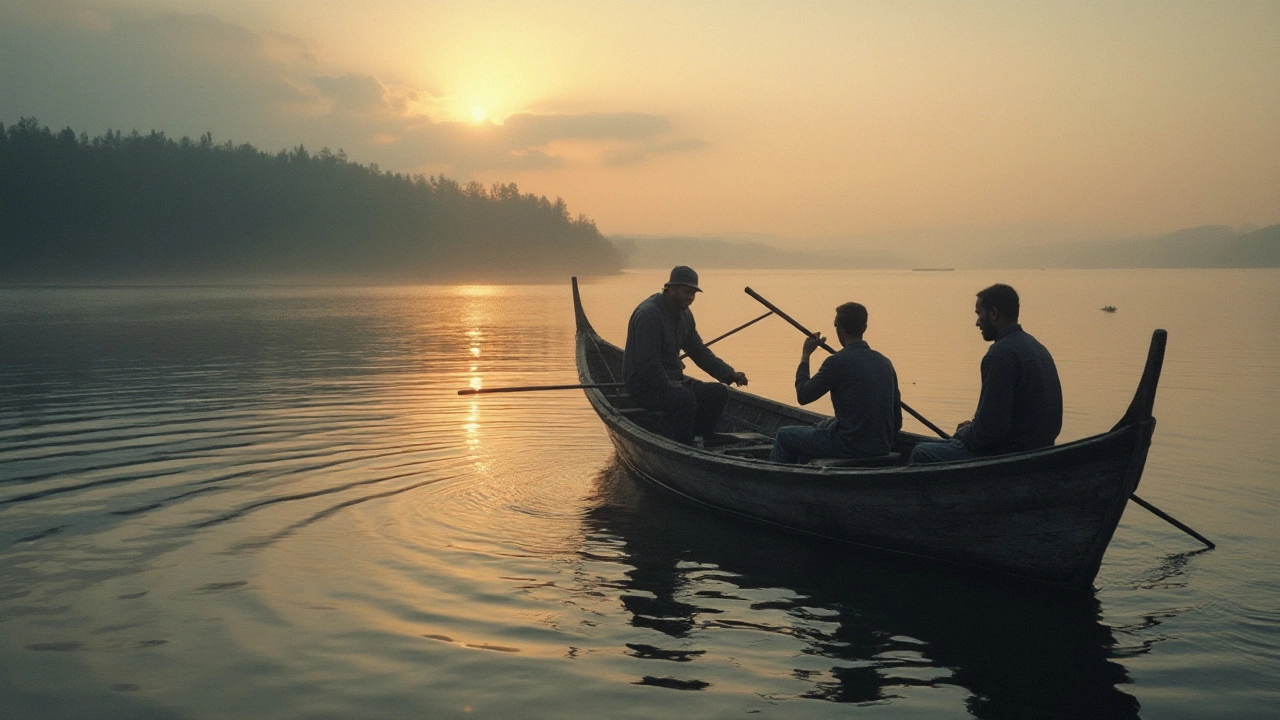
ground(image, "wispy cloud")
xmin=0 ymin=2 xmax=705 ymax=175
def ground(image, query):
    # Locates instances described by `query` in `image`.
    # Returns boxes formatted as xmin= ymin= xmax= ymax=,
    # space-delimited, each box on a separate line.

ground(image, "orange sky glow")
xmin=3 ymin=0 xmax=1277 ymax=241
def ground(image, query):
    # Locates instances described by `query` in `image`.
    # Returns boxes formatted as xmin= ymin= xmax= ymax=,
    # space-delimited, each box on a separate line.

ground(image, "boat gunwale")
xmin=575 ymin=319 xmax=1147 ymax=482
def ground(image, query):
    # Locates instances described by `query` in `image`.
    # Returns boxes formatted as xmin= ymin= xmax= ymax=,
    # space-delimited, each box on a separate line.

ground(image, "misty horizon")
xmin=612 ymin=223 xmax=1280 ymax=271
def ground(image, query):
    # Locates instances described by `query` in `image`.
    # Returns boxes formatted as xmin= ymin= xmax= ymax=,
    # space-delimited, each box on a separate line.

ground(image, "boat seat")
xmin=704 ymin=431 xmax=771 ymax=446
xmin=721 ymin=444 xmax=775 ymax=460
xmin=809 ymin=453 xmax=903 ymax=468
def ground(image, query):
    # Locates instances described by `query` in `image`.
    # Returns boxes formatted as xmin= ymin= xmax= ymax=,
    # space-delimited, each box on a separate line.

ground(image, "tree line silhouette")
xmin=0 ymin=118 xmax=622 ymax=282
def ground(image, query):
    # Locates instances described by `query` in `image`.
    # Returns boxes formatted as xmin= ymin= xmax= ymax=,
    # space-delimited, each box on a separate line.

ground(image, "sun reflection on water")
xmin=457 ymin=285 xmax=500 ymax=298
xmin=465 ymin=403 xmax=481 ymax=442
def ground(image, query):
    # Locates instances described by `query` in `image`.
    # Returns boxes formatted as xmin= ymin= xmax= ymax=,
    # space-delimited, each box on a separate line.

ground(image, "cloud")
xmin=311 ymin=74 xmax=394 ymax=117
xmin=605 ymin=137 xmax=712 ymax=167
xmin=503 ymin=112 xmax=671 ymax=145
xmin=0 ymin=3 xmax=705 ymax=175
xmin=371 ymin=111 xmax=695 ymax=173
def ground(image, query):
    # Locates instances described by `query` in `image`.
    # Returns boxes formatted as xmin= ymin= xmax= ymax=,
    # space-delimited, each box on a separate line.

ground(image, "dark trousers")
xmin=631 ymin=378 xmax=728 ymax=444
xmin=769 ymin=419 xmax=847 ymax=464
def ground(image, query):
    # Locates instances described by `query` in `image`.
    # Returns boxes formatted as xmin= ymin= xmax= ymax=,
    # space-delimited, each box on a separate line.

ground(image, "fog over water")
xmin=1 ymin=269 xmax=1277 ymax=719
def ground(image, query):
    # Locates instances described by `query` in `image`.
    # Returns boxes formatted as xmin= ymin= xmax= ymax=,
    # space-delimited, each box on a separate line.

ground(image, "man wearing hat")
xmin=623 ymin=266 xmax=749 ymax=445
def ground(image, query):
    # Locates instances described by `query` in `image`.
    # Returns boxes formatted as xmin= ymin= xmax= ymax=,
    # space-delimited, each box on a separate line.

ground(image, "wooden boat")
xmin=572 ymin=278 xmax=1167 ymax=590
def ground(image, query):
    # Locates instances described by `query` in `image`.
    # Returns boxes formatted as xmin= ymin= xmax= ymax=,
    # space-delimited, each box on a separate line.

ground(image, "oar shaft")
xmin=681 ymin=311 xmax=773 ymax=359
xmin=902 ymin=404 xmax=951 ymax=440
xmin=458 ymin=383 xmax=624 ymax=396
xmin=463 ymin=312 xmax=774 ymax=396
xmin=743 ymin=287 xmax=837 ymax=353
xmin=744 ymin=286 xmax=952 ymax=440
xmin=1131 ymin=493 xmax=1216 ymax=549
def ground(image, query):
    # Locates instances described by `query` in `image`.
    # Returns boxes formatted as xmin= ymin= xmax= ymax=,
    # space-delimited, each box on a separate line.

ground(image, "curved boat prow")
xmin=571 ymin=276 xmax=597 ymax=335
xmin=1111 ymin=329 xmax=1167 ymax=431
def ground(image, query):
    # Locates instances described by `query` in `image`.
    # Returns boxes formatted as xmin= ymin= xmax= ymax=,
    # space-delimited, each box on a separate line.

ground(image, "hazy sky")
xmin=3 ymin=0 xmax=1277 ymax=240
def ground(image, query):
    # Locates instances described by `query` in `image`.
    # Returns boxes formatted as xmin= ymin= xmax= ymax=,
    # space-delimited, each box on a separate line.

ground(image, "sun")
xmin=469 ymin=105 xmax=487 ymax=123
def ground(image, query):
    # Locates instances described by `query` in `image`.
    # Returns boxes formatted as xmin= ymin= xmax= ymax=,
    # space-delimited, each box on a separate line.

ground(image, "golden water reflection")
xmin=1 ymin=273 xmax=1276 ymax=719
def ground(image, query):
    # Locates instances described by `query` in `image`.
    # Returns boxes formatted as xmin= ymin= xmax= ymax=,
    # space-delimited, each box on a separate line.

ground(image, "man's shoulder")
xmin=833 ymin=343 xmax=894 ymax=371
xmin=631 ymin=293 xmax=664 ymax=316
xmin=866 ymin=344 xmax=895 ymax=365
xmin=990 ymin=326 xmax=1055 ymax=363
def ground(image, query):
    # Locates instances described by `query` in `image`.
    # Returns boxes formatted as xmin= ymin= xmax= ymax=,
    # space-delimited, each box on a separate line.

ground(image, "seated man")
xmin=770 ymin=302 xmax=901 ymax=464
xmin=911 ymin=283 xmax=1062 ymax=464
xmin=623 ymin=266 xmax=748 ymax=445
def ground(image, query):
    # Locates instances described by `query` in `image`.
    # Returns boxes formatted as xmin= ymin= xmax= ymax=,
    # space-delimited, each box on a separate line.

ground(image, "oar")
xmin=459 ymin=383 xmax=624 ymax=396
xmin=745 ymin=288 xmax=1216 ymax=550
xmin=1130 ymin=494 xmax=1215 ymax=548
xmin=460 ymin=311 xmax=774 ymax=396
xmin=744 ymin=286 xmax=952 ymax=440
xmin=680 ymin=310 xmax=772 ymax=360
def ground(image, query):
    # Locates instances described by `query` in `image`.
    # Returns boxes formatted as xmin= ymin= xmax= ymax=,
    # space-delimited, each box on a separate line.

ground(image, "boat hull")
xmin=602 ymin=412 xmax=1150 ymax=588
xmin=572 ymin=278 xmax=1161 ymax=590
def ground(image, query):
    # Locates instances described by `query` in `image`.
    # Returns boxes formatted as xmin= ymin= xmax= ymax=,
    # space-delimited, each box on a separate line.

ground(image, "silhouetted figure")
xmin=622 ymin=266 xmax=748 ymax=444
xmin=911 ymin=283 xmax=1062 ymax=463
xmin=770 ymin=302 xmax=901 ymax=463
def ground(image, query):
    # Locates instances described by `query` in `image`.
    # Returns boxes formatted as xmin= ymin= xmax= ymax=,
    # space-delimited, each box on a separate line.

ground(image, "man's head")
xmin=662 ymin=266 xmax=701 ymax=311
xmin=975 ymin=284 xmax=1019 ymax=341
xmin=834 ymin=302 xmax=868 ymax=344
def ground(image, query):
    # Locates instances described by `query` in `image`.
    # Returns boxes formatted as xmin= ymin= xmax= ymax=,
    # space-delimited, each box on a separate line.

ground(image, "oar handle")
xmin=744 ymin=286 xmax=952 ymax=440
xmin=743 ymin=287 xmax=836 ymax=353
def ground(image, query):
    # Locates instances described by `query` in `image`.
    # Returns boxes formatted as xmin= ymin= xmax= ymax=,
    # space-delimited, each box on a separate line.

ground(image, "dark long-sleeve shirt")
xmin=795 ymin=340 xmax=902 ymax=457
xmin=623 ymin=293 xmax=735 ymax=394
xmin=955 ymin=324 xmax=1063 ymax=455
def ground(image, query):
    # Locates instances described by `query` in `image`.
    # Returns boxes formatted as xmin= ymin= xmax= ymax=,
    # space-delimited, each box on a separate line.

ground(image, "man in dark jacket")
xmin=769 ymin=302 xmax=901 ymax=464
xmin=623 ymin=266 xmax=748 ymax=444
xmin=910 ymin=283 xmax=1062 ymax=463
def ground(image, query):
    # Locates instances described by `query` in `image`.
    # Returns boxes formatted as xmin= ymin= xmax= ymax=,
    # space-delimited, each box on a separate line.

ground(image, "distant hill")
xmin=994 ymin=225 xmax=1280 ymax=268
xmin=614 ymin=224 xmax=1280 ymax=270
xmin=611 ymin=234 xmax=903 ymax=269
xmin=0 ymin=118 xmax=621 ymax=283
xmin=1224 ymin=225 xmax=1280 ymax=266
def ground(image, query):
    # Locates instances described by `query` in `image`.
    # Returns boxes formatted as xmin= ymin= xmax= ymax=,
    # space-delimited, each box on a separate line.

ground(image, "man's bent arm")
xmin=795 ymin=355 xmax=837 ymax=406
xmin=892 ymin=374 xmax=903 ymax=432
xmin=629 ymin=310 xmax=674 ymax=390
xmin=683 ymin=325 xmax=735 ymax=383
xmin=956 ymin=354 xmax=1015 ymax=451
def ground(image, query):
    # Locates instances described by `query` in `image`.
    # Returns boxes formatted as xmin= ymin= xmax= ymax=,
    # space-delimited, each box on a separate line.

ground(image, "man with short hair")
xmin=769 ymin=302 xmax=902 ymax=464
xmin=910 ymin=283 xmax=1063 ymax=464
xmin=623 ymin=266 xmax=749 ymax=445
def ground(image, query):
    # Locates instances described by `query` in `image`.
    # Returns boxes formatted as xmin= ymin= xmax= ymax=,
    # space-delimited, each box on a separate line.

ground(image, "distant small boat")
xmin=1101 ymin=306 xmax=1117 ymax=313
xmin=912 ymin=268 xmax=954 ymax=272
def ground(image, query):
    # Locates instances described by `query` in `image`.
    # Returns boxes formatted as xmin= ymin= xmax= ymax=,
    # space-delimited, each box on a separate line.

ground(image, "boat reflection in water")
xmin=580 ymin=461 xmax=1142 ymax=718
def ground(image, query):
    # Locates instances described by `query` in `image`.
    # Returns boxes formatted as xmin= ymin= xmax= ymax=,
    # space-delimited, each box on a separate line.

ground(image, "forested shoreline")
xmin=0 ymin=118 xmax=622 ymax=282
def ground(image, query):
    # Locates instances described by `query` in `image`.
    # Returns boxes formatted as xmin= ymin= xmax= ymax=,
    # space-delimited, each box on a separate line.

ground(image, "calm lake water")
xmin=2 ymin=269 xmax=1278 ymax=719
